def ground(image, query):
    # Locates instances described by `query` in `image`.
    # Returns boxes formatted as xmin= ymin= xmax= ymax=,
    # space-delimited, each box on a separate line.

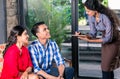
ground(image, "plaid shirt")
xmin=28 ymin=39 xmax=65 ymax=73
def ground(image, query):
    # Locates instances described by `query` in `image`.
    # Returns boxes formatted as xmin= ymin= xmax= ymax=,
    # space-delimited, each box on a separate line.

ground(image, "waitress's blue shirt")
xmin=88 ymin=13 xmax=113 ymax=44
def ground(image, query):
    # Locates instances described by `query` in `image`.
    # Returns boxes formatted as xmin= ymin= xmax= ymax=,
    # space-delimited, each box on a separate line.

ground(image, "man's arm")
xmin=37 ymin=70 xmax=59 ymax=79
xmin=28 ymin=45 xmax=60 ymax=79
xmin=53 ymin=41 xmax=65 ymax=78
xmin=37 ymin=65 xmax=65 ymax=79
xmin=58 ymin=64 xmax=65 ymax=78
xmin=28 ymin=46 xmax=41 ymax=72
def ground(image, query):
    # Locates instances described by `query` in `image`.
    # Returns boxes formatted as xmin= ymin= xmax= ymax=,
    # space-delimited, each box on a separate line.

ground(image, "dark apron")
xmin=101 ymin=31 xmax=120 ymax=71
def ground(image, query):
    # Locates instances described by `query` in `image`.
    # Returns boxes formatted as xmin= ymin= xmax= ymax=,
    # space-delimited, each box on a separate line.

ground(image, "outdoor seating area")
xmin=1 ymin=0 xmax=120 ymax=79
xmin=0 ymin=43 xmax=72 ymax=77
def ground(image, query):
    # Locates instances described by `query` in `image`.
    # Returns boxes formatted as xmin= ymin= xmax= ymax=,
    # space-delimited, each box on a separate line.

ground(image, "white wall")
xmin=108 ymin=0 xmax=120 ymax=9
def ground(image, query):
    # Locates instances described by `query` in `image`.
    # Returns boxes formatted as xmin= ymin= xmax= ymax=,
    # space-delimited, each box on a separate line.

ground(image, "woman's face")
xmin=85 ymin=6 xmax=96 ymax=17
xmin=17 ymin=30 xmax=29 ymax=45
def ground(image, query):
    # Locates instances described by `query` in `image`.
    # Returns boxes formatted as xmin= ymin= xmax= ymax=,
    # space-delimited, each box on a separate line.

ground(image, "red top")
xmin=0 ymin=44 xmax=32 ymax=79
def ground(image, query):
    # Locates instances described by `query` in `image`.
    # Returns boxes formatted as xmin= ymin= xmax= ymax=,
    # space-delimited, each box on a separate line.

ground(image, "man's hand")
xmin=59 ymin=75 xmax=64 ymax=79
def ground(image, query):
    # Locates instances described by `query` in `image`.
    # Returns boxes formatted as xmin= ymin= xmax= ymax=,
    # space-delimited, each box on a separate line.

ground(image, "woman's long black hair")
xmin=3 ymin=25 xmax=26 ymax=57
xmin=84 ymin=0 xmax=120 ymax=29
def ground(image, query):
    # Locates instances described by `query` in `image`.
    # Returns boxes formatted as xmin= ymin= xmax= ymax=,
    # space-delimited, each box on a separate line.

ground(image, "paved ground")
xmin=79 ymin=62 xmax=120 ymax=79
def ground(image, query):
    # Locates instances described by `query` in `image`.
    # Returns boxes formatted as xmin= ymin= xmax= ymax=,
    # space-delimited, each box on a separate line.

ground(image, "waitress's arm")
xmin=78 ymin=36 xmax=103 ymax=43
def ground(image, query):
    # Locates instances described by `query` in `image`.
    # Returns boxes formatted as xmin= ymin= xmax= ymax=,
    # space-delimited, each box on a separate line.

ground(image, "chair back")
xmin=0 ymin=44 xmax=6 ymax=76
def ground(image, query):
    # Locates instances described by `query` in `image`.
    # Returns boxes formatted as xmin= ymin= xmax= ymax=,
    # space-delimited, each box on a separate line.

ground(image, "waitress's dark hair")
xmin=84 ymin=0 xmax=120 ymax=29
xmin=3 ymin=25 xmax=26 ymax=57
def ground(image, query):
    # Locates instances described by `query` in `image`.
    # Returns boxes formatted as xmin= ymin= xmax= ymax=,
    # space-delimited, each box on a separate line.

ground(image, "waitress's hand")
xmin=78 ymin=35 xmax=92 ymax=42
xmin=78 ymin=36 xmax=90 ymax=42
xmin=74 ymin=31 xmax=88 ymax=38
xmin=75 ymin=31 xmax=81 ymax=36
xmin=72 ymin=31 xmax=85 ymax=37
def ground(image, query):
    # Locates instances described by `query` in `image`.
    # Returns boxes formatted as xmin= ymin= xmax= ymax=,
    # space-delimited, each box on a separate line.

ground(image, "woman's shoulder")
xmin=100 ymin=13 xmax=109 ymax=20
xmin=100 ymin=13 xmax=111 ymax=23
xmin=7 ymin=44 xmax=17 ymax=51
xmin=4 ymin=44 xmax=19 ymax=57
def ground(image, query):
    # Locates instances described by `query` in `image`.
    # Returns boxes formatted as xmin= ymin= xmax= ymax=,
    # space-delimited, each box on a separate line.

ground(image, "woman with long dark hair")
xmin=75 ymin=0 xmax=120 ymax=79
xmin=1 ymin=26 xmax=39 ymax=79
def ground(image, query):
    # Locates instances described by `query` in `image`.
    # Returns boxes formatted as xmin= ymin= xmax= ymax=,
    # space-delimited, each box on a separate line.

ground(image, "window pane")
xmin=26 ymin=0 xmax=72 ymax=62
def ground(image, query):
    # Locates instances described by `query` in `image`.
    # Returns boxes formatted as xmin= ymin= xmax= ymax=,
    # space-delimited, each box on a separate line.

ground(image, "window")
xmin=26 ymin=0 xmax=72 ymax=65
xmin=0 ymin=0 xmax=7 ymax=44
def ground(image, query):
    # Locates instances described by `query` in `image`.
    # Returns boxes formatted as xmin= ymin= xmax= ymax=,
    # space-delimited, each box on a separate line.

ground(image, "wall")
xmin=108 ymin=0 xmax=120 ymax=9
xmin=0 ymin=0 xmax=19 ymax=43
xmin=0 ymin=0 xmax=6 ymax=44
xmin=6 ymin=0 xmax=18 ymax=36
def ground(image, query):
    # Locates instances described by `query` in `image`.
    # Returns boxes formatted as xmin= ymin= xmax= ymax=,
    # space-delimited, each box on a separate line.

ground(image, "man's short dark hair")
xmin=31 ymin=21 xmax=45 ymax=37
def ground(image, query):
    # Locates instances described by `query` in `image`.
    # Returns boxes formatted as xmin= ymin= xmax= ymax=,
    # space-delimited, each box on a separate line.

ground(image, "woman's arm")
xmin=3 ymin=49 xmax=20 ymax=79
xmin=20 ymin=67 xmax=32 ymax=79
xmin=78 ymin=36 xmax=103 ymax=43
xmin=25 ymin=67 xmax=32 ymax=73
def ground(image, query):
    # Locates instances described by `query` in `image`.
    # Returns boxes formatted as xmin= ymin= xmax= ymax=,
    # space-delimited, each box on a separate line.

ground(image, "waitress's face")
xmin=85 ymin=6 xmax=97 ymax=17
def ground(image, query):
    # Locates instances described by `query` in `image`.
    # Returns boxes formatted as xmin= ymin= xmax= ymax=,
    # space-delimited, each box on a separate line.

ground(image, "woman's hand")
xmin=56 ymin=75 xmax=64 ymax=79
xmin=20 ymin=71 xmax=28 ymax=79
xmin=46 ymin=75 xmax=64 ymax=79
xmin=46 ymin=75 xmax=59 ymax=79
xmin=75 ymin=31 xmax=81 ymax=36
xmin=59 ymin=75 xmax=64 ymax=79
xmin=74 ymin=31 xmax=92 ymax=42
xmin=74 ymin=31 xmax=87 ymax=38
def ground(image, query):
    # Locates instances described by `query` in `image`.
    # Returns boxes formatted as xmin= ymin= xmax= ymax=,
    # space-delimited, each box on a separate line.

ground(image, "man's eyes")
xmin=44 ymin=28 xmax=49 ymax=31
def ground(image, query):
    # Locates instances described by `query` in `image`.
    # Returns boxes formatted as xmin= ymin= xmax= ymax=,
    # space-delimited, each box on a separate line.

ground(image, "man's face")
xmin=36 ymin=24 xmax=51 ymax=39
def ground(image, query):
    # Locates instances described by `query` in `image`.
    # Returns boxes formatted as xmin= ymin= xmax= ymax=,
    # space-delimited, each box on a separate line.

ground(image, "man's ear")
xmin=36 ymin=33 xmax=39 ymax=37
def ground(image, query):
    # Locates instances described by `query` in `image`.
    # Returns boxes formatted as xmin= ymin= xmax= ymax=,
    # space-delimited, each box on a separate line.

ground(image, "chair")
xmin=0 ymin=44 xmax=6 ymax=77
xmin=64 ymin=57 xmax=72 ymax=67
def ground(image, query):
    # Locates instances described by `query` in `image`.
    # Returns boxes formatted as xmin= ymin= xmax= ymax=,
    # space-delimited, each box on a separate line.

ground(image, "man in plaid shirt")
xmin=28 ymin=21 xmax=74 ymax=79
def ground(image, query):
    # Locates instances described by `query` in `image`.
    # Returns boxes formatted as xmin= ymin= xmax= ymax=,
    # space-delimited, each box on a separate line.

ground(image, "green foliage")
xmin=26 ymin=0 xmax=71 ymax=47
xmin=102 ymin=0 xmax=108 ymax=6
xmin=78 ymin=0 xmax=85 ymax=19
